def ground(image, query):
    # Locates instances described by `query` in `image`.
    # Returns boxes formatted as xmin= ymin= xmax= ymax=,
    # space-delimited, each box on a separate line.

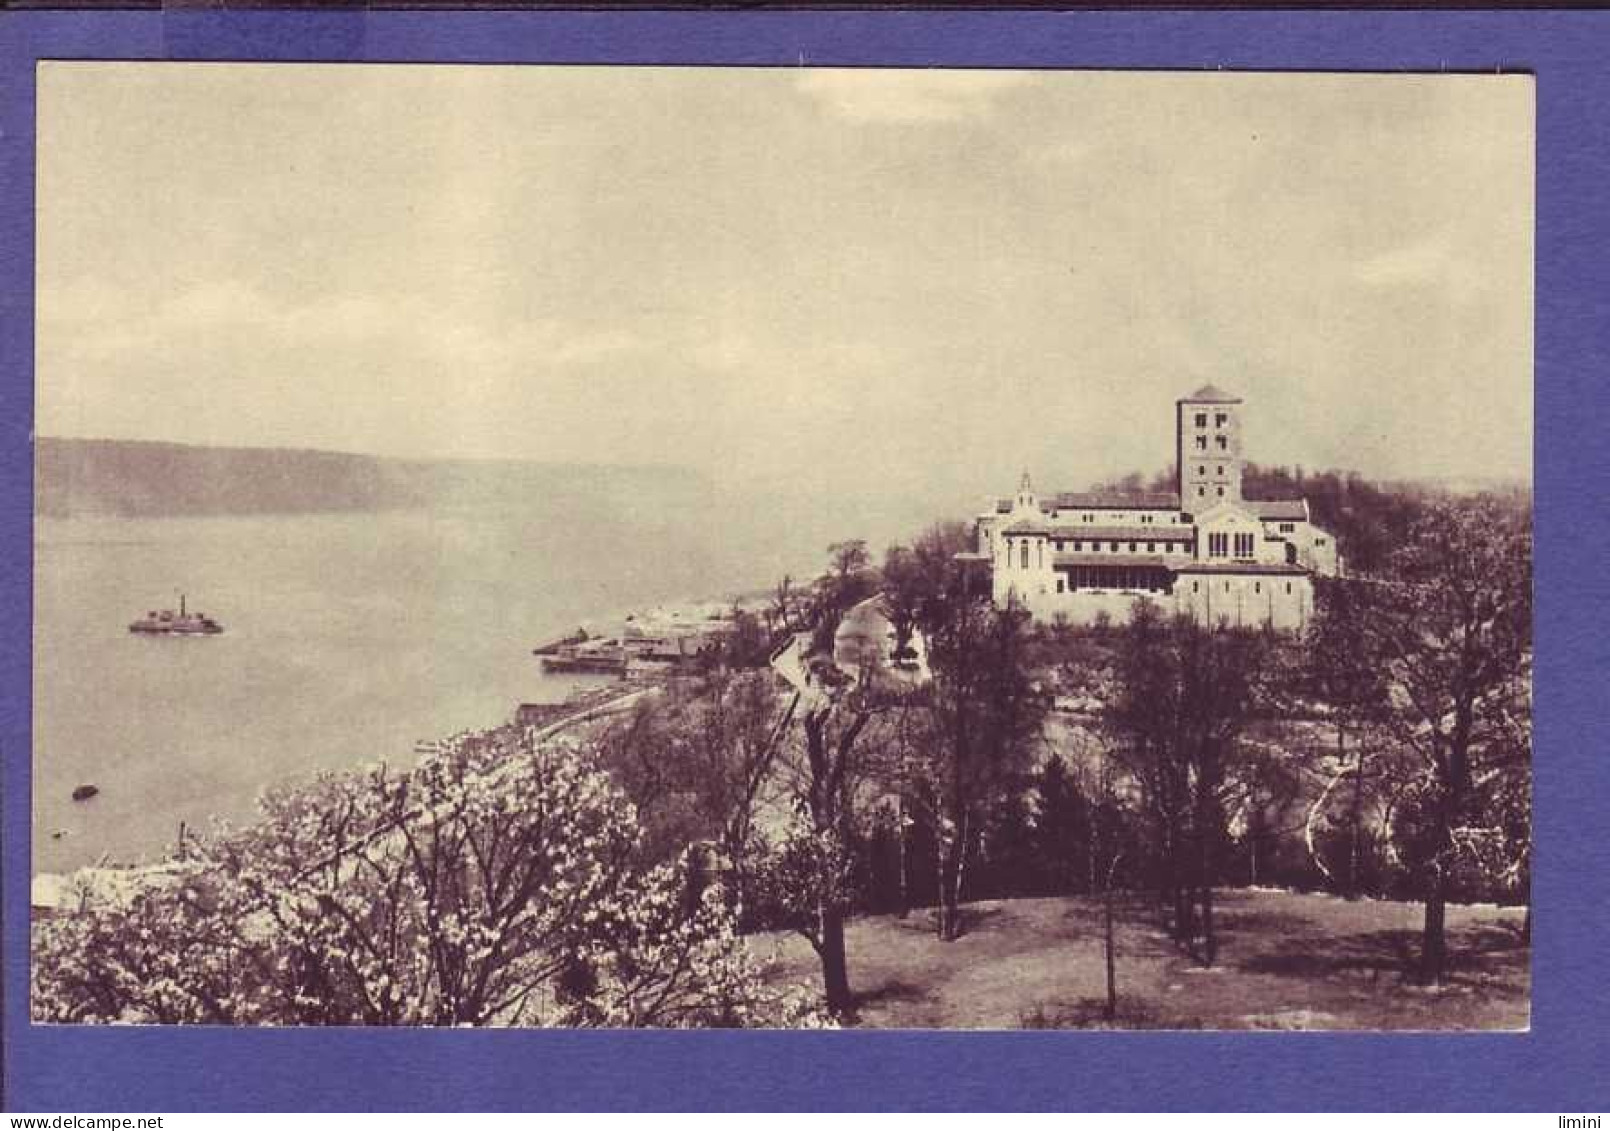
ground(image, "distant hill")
xmin=35 ymin=438 xmax=704 ymax=519
xmin=1378 ymin=474 xmax=1533 ymax=501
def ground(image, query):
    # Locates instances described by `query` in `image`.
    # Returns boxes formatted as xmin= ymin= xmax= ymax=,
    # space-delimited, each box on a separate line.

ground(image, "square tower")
xmin=1177 ymin=384 xmax=1244 ymax=508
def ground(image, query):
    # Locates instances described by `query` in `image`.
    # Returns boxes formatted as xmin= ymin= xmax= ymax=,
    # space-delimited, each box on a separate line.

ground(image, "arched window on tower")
xmin=1020 ymin=541 xmax=1029 ymax=570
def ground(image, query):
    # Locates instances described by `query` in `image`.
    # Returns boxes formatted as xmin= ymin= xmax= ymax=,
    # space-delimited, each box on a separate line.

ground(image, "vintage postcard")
xmin=28 ymin=63 xmax=1532 ymax=1035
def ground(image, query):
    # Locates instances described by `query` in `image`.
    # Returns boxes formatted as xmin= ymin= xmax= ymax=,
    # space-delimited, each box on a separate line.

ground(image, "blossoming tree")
xmin=34 ymin=728 xmax=820 ymax=1026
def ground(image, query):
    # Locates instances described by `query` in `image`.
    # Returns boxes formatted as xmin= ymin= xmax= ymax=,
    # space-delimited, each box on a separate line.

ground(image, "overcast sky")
xmin=37 ymin=63 xmax=1532 ymax=498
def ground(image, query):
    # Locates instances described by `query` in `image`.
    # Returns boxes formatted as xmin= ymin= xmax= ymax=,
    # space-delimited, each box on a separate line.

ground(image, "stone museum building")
xmin=970 ymin=385 xmax=1339 ymax=630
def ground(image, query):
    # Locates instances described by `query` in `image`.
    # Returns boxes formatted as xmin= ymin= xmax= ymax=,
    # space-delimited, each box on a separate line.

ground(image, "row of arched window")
xmin=1002 ymin=538 xmax=1041 ymax=570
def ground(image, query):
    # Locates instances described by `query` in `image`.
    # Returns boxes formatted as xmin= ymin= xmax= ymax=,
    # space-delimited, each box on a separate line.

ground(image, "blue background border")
xmin=2 ymin=9 xmax=1605 ymax=1112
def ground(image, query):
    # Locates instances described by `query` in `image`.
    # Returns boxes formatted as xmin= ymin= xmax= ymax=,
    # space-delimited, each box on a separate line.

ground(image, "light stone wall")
xmin=1195 ymin=504 xmax=1289 ymax=566
xmin=995 ymin=530 xmax=1057 ymax=606
xmin=1175 ymin=571 xmax=1313 ymax=631
xmin=996 ymin=564 xmax=1313 ymax=632
xmin=1178 ymin=399 xmax=1243 ymax=507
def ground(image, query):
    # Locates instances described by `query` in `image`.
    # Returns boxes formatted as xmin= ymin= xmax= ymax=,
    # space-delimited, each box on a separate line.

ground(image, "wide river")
xmin=32 ymin=504 xmax=844 ymax=874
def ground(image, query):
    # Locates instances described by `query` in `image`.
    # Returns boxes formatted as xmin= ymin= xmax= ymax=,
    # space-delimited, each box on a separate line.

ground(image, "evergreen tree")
xmin=979 ymin=772 xmax=1040 ymax=899
xmin=1033 ymin=755 xmax=1091 ymax=896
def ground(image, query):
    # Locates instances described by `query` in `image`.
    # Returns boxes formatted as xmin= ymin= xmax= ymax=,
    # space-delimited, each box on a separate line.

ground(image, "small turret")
xmin=1014 ymin=470 xmax=1038 ymax=514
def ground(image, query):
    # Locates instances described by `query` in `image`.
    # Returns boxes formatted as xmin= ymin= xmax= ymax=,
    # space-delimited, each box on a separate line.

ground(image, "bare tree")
xmin=765 ymin=574 xmax=810 ymax=637
xmin=761 ymin=543 xmax=898 ymax=1016
xmin=914 ymin=595 xmax=1047 ymax=941
xmin=680 ymin=670 xmax=798 ymax=912
xmin=1106 ymin=602 xmax=1268 ymax=965
xmin=1325 ymin=496 xmax=1532 ymax=983
xmin=1300 ymin=583 xmax=1396 ymax=897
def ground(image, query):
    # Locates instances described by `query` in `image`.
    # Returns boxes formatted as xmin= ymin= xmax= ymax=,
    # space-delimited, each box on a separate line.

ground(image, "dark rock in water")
xmin=71 ymin=784 xmax=99 ymax=802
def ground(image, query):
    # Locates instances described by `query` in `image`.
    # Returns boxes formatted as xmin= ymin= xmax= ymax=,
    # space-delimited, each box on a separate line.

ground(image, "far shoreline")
xmin=30 ymin=580 xmax=781 ymax=891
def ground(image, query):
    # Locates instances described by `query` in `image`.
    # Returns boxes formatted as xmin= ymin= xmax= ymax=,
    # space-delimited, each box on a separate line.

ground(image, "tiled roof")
xmin=994 ymin=490 xmax=1183 ymax=514
xmin=1052 ymin=490 xmax=1181 ymax=510
xmin=1003 ymin=524 xmax=1193 ymax=542
xmin=994 ymin=492 xmax=1309 ymax=521
xmin=1179 ymin=383 xmax=1242 ymax=404
xmin=1049 ymin=527 xmax=1194 ymax=543
xmin=1248 ymin=498 xmax=1308 ymax=521
xmin=1054 ymin=553 xmax=1195 ymax=570
xmin=1174 ymin=561 xmax=1309 ymax=576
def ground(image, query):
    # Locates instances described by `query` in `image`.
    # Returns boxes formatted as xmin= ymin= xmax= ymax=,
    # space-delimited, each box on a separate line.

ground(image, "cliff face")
xmin=34 ymin=438 xmax=701 ymax=519
xmin=35 ymin=439 xmax=416 ymax=517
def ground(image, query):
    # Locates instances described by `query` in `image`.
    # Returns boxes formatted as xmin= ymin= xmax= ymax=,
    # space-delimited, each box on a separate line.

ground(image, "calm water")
xmin=32 ymin=504 xmax=817 ymax=874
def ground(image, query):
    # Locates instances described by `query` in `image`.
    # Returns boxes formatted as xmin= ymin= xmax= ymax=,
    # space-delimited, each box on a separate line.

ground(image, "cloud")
xmin=1353 ymin=236 xmax=1452 ymax=288
xmin=688 ymin=332 xmax=760 ymax=374
xmin=794 ymin=68 xmax=1033 ymax=125
xmin=43 ymin=279 xmax=646 ymax=374
xmin=36 ymin=65 xmax=1532 ymax=487
xmin=1029 ymin=138 xmax=1093 ymax=166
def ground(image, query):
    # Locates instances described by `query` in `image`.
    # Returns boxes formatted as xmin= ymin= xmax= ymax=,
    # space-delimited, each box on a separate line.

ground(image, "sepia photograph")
xmin=28 ymin=62 xmax=1533 ymax=1032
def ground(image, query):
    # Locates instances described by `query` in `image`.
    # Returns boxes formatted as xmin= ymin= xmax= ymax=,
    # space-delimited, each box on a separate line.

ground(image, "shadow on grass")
xmin=1239 ymin=923 xmax=1529 ymax=991
xmin=1239 ymin=928 xmax=1414 ymax=981
xmin=1019 ymin=995 xmax=1202 ymax=1031
xmin=1439 ymin=925 xmax=1531 ymax=997
xmin=853 ymin=978 xmax=932 ymax=1008
xmin=952 ymin=905 xmax=1005 ymax=936
xmin=1067 ymin=895 xmax=1209 ymax=960
xmin=888 ymin=904 xmax=1005 ymax=939
xmin=841 ymin=978 xmax=934 ymax=1025
xmin=1215 ymin=909 xmax=1321 ymax=939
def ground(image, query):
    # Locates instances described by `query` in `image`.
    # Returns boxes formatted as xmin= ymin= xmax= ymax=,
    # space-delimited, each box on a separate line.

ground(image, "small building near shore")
xmin=771 ymin=594 xmax=931 ymax=707
xmin=832 ymin=594 xmax=930 ymax=686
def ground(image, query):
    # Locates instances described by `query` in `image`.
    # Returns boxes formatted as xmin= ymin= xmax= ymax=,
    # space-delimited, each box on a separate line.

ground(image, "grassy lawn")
xmin=757 ymin=888 xmax=1529 ymax=1030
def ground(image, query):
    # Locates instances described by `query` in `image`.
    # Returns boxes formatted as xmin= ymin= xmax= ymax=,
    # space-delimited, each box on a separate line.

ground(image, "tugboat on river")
xmin=128 ymin=594 xmax=224 ymax=636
